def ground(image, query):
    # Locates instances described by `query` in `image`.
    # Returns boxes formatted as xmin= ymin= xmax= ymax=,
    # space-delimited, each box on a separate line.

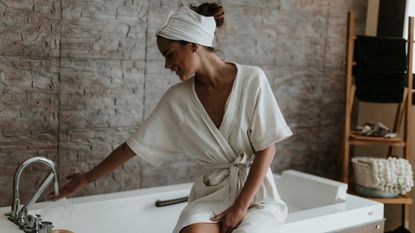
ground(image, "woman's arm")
xmin=235 ymin=145 xmax=275 ymax=209
xmin=211 ymin=144 xmax=275 ymax=233
xmin=52 ymin=142 xmax=136 ymax=200
xmin=84 ymin=143 xmax=136 ymax=183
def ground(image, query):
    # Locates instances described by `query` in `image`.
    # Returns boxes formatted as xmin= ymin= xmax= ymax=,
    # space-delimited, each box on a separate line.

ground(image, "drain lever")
xmin=155 ymin=196 xmax=188 ymax=207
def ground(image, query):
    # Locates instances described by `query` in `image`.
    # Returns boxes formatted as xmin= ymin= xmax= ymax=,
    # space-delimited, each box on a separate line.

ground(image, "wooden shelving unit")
xmin=339 ymin=12 xmax=414 ymax=229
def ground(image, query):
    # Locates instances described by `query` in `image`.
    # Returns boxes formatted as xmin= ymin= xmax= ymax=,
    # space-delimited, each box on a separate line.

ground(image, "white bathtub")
xmin=0 ymin=170 xmax=384 ymax=233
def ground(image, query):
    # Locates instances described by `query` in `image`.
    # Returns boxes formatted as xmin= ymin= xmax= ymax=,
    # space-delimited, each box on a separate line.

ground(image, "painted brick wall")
xmin=0 ymin=0 xmax=368 ymax=206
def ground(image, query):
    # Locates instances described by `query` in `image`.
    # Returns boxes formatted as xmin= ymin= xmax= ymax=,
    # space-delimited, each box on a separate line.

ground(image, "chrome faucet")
xmin=7 ymin=156 xmax=59 ymax=231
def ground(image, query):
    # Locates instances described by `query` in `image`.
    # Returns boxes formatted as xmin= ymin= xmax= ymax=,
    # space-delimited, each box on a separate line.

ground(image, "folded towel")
xmin=371 ymin=157 xmax=414 ymax=195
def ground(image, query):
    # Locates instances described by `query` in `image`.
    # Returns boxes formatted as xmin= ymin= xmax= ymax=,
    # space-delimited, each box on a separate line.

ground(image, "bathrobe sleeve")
xmin=248 ymin=69 xmax=293 ymax=152
xmin=126 ymin=88 xmax=183 ymax=166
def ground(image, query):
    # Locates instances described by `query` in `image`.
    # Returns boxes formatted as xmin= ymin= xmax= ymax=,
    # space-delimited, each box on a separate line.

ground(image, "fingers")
xmin=47 ymin=187 xmax=71 ymax=201
xmin=48 ymin=193 xmax=62 ymax=201
xmin=211 ymin=211 xmax=234 ymax=233
xmin=210 ymin=210 xmax=226 ymax=221
xmin=221 ymin=220 xmax=234 ymax=233
xmin=221 ymin=222 xmax=227 ymax=233
xmin=49 ymin=185 xmax=76 ymax=201
xmin=47 ymin=176 xmax=78 ymax=201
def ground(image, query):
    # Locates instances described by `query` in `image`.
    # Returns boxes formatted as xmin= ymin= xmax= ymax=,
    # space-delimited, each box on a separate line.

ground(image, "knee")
xmin=180 ymin=224 xmax=197 ymax=233
xmin=180 ymin=224 xmax=204 ymax=233
xmin=180 ymin=223 xmax=220 ymax=233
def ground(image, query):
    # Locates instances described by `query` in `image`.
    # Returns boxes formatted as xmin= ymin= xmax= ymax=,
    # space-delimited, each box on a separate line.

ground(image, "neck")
xmin=194 ymin=53 xmax=234 ymax=87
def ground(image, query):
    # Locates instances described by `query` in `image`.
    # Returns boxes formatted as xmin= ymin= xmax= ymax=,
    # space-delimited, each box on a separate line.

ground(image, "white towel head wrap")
xmin=156 ymin=6 xmax=217 ymax=47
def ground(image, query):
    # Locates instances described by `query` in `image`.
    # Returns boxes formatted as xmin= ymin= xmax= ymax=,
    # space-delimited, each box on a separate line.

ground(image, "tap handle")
xmin=24 ymin=214 xmax=42 ymax=231
xmin=39 ymin=221 xmax=54 ymax=233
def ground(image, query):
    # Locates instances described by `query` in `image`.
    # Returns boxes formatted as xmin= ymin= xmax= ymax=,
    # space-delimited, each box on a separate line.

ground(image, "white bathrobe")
xmin=127 ymin=63 xmax=293 ymax=233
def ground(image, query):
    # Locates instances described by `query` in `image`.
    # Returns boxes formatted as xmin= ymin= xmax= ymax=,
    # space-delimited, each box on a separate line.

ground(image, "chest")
xmin=195 ymin=84 xmax=233 ymax=128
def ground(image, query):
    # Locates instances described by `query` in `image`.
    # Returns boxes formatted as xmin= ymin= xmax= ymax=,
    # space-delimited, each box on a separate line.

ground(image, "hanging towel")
xmin=353 ymin=35 xmax=406 ymax=103
xmin=355 ymin=72 xmax=405 ymax=103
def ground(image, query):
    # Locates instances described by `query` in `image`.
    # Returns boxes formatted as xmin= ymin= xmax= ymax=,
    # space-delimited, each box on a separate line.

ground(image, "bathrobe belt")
xmin=203 ymin=152 xmax=254 ymax=203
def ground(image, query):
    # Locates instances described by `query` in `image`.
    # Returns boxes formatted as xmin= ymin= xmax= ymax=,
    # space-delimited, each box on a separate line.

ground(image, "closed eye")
xmin=162 ymin=49 xmax=171 ymax=58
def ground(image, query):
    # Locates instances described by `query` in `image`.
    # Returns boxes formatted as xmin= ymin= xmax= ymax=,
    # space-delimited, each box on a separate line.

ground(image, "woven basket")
xmin=351 ymin=157 xmax=399 ymax=198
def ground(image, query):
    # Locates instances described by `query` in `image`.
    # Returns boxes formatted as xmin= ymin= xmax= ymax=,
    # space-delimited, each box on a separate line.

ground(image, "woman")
xmin=54 ymin=3 xmax=292 ymax=233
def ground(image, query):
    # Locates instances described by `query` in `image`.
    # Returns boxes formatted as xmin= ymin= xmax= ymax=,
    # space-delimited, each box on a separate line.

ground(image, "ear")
xmin=191 ymin=43 xmax=199 ymax=53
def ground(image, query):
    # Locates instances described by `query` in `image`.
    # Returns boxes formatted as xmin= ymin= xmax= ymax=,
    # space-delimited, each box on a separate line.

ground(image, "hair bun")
xmin=191 ymin=2 xmax=224 ymax=28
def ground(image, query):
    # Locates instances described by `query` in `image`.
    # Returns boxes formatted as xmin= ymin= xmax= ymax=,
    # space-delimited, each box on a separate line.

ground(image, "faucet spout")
xmin=9 ymin=156 xmax=59 ymax=227
xmin=17 ymin=172 xmax=56 ymax=220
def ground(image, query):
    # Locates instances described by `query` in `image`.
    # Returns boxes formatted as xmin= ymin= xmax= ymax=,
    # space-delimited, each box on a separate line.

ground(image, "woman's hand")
xmin=211 ymin=204 xmax=248 ymax=233
xmin=50 ymin=173 xmax=90 ymax=201
xmin=47 ymin=143 xmax=135 ymax=201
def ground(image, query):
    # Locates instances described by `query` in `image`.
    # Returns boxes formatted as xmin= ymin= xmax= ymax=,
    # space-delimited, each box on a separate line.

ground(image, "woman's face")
xmin=157 ymin=37 xmax=198 ymax=81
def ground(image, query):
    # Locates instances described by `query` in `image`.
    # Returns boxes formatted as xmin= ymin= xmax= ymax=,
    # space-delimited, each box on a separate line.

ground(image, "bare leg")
xmin=180 ymin=223 xmax=220 ymax=233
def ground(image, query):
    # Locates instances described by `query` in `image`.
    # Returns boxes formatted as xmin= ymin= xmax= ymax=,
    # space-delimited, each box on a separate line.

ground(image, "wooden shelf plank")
xmin=349 ymin=140 xmax=406 ymax=147
xmin=348 ymin=187 xmax=413 ymax=204
xmin=349 ymin=131 xmax=406 ymax=146
xmin=369 ymin=195 xmax=412 ymax=205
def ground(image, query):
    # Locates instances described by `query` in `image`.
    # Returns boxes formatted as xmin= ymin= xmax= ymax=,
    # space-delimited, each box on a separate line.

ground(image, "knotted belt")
xmin=203 ymin=152 xmax=254 ymax=203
